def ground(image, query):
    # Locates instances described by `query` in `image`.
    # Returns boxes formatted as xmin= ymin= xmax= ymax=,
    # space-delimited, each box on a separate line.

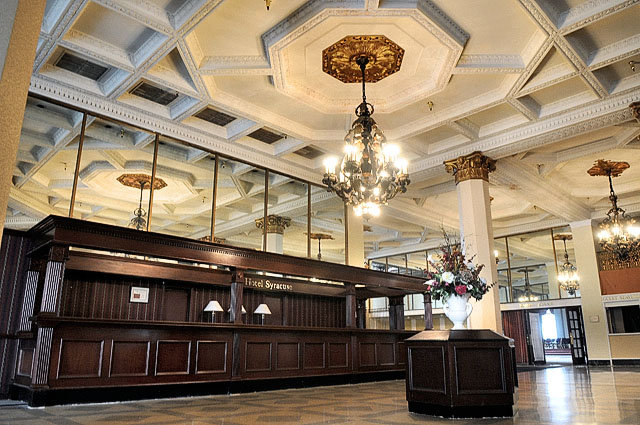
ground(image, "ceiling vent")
xmin=129 ymin=81 xmax=179 ymax=106
xmin=55 ymin=52 xmax=108 ymax=81
xmin=247 ymin=128 xmax=284 ymax=144
xmin=194 ymin=107 xmax=236 ymax=126
xmin=294 ymin=145 xmax=324 ymax=159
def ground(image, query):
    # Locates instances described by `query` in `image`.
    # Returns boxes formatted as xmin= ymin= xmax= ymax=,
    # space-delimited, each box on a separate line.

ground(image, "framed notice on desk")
xmin=130 ymin=286 xmax=149 ymax=303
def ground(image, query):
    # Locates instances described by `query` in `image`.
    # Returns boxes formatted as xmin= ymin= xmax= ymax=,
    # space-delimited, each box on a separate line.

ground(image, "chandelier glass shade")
xmin=322 ymin=56 xmax=410 ymax=219
xmin=588 ymin=160 xmax=640 ymax=261
xmin=555 ymin=236 xmax=579 ymax=295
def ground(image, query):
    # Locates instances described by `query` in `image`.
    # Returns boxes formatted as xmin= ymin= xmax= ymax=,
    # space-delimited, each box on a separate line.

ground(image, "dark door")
xmin=162 ymin=287 xmax=190 ymax=322
xmin=565 ymin=306 xmax=587 ymax=365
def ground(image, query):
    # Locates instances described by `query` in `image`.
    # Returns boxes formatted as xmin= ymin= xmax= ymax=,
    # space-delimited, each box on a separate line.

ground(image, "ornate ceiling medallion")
xmin=116 ymin=173 xmax=167 ymax=190
xmin=322 ymin=35 xmax=404 ymax=83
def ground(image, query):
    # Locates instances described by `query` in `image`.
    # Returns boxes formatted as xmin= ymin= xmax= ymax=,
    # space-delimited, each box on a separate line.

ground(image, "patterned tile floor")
xmin=2 ymin=366 xmax=639 ymax=424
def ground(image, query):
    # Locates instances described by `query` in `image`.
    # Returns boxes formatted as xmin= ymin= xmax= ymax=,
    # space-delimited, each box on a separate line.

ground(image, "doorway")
xmin=502 ymin=306 xmax=587 ymax=366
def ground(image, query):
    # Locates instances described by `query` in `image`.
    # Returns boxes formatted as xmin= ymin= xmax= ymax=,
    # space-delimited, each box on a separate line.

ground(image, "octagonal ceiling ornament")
xmin=262 ymin=0 xmax=468 ymax=114
xmin=322 ymin=35 xmax=404 ymax=84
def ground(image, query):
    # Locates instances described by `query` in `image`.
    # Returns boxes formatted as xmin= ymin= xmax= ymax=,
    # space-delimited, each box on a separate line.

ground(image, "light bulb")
xmin=323 ymin=156 xmax=338 ymax=174
xmin=493 ymin=250 xmax=499 ymax=257
xmin=382 ymin=143 xmax=399 ymax=161
xmin=395 ymin=158 xmax=408 ymax=175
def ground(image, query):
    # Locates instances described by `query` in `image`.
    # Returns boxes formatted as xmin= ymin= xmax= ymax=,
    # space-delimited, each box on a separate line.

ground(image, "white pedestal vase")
xmin=443 ymin=293 xmax=472 ymax=330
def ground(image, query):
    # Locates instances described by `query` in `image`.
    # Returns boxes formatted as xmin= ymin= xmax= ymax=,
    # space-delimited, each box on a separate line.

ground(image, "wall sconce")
xmin=204 ymin=300 xmax=223 ymax=323
xmin=494 ymin=249 xmax=499 ymax=265
xmin=254 ymin=303 xmax=272 ymax=325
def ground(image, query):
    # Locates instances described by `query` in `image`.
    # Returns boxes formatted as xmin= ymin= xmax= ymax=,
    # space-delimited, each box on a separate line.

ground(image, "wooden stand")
xmin=405 ymin=330 xmax=517 ymax=418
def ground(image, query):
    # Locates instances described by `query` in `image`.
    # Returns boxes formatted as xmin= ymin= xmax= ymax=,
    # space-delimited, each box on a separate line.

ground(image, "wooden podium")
xmin=405 ymin=330 xmax=517 ymax=418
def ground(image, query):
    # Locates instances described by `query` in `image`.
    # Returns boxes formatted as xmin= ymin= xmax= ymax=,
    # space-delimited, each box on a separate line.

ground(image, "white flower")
xmin=425 ymin=279 xmax=436 ymax=286
xmin=480 ymin=277 xmax=486 ymax=285
xmin=427 ymin=254 xmax=434 ymax=263
xmin=467 ymin=285 xmax=473 ymax=290
xmin=441 ymin=272 xmax=455 ymax=283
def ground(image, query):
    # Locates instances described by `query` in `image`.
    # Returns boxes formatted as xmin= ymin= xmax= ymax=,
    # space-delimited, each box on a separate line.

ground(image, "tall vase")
xmin=443 ymin=293 xmax=472 ymax=330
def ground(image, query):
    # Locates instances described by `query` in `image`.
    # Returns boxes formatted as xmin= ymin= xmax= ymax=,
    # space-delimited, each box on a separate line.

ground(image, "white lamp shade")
xmin=204 ymin=300 xmax=223 ymax=312
xmin=254 ymin=303 xmax=271 ymax=315
xmin=227 ymin=305 xmax=247 ymax=314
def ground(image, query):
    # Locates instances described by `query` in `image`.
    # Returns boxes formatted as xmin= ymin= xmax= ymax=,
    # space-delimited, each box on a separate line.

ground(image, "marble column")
xmin=570 ymin=220 xmax=610 ymax=363
xmin=255 ymin=215 xmax=291 ymax=254
xmin=445 ymin=151 xmax=502 ymax=333
xmin=0 ymin=0 xmax=46 ymax=238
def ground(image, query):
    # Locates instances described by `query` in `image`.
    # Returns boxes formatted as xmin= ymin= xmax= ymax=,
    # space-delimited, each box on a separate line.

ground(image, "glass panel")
xmin=494 ymin=237 xmax=511 ymax=303
xmin=8 ymin=97 xmax=83 ymax=229
xmin=407 ymin=251 xmax=428 ymax=277
xmin=387 ymin=255 xmax=406 ymax=275
xmin=552 ymin=225 xmax=580 ymax=298
xmin=149 ymin=137 xmax=215 ymax=239
xmin=73 ymin=116 xmax=155 ymax=228
xmin=369 ymin=259 xmax=386 ymax=272
xmin=310 ymin=185 xmax=345 ymax=264
xmin=507 ymin=230 xmax=555 ymax=301
xmin=214 ymin=158 xmax=265 ymax=250
xmin=267 ymin=172 xmax=308 ymax=257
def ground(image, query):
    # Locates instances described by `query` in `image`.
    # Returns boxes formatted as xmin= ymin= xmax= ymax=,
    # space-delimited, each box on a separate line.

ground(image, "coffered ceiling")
xmin=15 ymin=0 xmax=640 ymax=258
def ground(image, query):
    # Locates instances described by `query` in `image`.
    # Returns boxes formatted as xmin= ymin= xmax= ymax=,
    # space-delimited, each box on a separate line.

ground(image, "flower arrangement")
xmin=424 ymin=232 xmax=494 ymax=301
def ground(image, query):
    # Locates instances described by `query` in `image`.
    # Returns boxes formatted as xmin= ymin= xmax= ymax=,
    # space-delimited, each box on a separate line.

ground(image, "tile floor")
xmin=1 ymin=366 xmax=639 ymax=424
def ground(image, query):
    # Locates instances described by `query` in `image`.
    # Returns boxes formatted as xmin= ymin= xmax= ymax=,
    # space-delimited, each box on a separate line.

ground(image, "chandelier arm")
xmin=138 ymin=180 xmax=146 ymax=211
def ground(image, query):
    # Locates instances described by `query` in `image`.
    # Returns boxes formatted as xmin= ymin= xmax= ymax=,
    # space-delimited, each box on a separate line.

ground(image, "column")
xmin=570 ymin=220 xmax=610 ymax=363
xmin=388 ymin=296 xmax=405 ymax=330
xmin=0 ymin=0 xmax=46 ymax=238
xmin=445 ymin=151 xmax=502 ymax=333
xmin=255 ymin=215 xmax=291 ymax=254
xmin=346 ymin=207 xmax=365 ymax=267
xmin=356 ymin=298 xmax=367 ymax=329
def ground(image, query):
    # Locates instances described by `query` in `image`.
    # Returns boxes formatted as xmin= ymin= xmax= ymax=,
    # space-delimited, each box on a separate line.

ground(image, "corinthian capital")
xmin=444 ymin=151 xmax=496 ymax=184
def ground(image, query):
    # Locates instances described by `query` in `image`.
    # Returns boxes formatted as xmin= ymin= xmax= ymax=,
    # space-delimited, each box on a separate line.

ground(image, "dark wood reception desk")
xmin=8 ymin=216 xmax=428 ymax=406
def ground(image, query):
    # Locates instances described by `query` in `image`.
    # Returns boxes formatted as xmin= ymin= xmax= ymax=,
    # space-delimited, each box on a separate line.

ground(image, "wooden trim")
xmin=68 ymin=112 xmax=87 ymax=218
xmin=307 ymin=184 xmax=311 ymax=259
xmin=263 ymin=170 xmax=269 ymax=251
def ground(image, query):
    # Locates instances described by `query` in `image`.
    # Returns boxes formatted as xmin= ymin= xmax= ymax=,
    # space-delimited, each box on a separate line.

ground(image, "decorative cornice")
xmin=255 ymin=215 xmax=292 ymax=234
xmin=443 ymin=151 xmax=496 ymax=184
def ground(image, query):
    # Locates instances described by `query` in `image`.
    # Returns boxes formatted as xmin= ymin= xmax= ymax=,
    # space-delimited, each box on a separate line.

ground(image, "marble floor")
xmin=1 ymin=367 xmax=639 ymax=424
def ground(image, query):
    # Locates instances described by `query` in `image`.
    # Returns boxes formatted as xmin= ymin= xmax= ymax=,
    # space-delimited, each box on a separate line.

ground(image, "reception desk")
xmin=9 ymin=216 xmax=428 ymax=406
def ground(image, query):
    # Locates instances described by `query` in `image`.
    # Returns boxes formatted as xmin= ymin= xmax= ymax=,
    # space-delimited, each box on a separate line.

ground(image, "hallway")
xmin=1 ymin=366 xmax=639 ymax=424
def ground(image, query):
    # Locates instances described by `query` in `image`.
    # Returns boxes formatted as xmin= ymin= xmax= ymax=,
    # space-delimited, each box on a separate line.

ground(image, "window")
xmin=607 ymin=305 xmax=640 ymax=333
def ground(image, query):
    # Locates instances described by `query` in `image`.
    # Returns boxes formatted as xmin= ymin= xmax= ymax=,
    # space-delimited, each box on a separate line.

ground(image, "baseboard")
xmin=611 ymin=359 xmax=640 ymax=366
xmin=587 ymin=359 xmax=611 ymax=366
xmin=10 ymin=370 xmax=405 ymax=407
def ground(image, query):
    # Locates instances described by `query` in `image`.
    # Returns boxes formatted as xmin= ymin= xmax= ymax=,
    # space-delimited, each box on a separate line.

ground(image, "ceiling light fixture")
xmin=322 ymin=55 xmax=410 ymax=219
xmin=588 ymin=159 xmax=640 ymax=261
xmin=554 ymin=234 xmax=579 ymax=295
xmin=117 ymin=174 xmax=167 ymax=231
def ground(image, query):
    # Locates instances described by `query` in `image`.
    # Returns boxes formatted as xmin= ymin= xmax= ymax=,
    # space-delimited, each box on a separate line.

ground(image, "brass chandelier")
xmin=322 ymin=56 xmax=410 ymax=219
xmin=588 ymin=159 xmax=640 ymax=261
xmin=554 ymin=235 xmax=579 ymax=295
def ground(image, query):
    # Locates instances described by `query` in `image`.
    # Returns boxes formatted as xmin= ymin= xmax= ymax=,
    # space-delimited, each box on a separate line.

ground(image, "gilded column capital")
xmin=443 ymin=151 xmax=496 ymax=184
xmin=255 ymin=215 xmax=291 ymax=234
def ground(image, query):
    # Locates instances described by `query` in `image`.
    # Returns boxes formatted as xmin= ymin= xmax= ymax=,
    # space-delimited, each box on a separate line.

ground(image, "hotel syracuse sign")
xmin=245 ymin=275 xmax=294 ymax=292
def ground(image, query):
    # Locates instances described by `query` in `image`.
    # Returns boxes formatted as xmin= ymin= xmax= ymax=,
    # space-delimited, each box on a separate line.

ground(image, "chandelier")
xmin=516 ymin=267 xmax=539 ymax=303
xmin=588 ymin=159 xmax=640 ymax=261
xmin=554 ymin=235 xmax=579 ymax=295
xmin=322 ymin=55 xmax=410 ymax=218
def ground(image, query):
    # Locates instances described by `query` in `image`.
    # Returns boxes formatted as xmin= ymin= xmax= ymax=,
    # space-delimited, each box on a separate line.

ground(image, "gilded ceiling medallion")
xmin=117 ymin=173 xmax=167 ymax=190
xmin=322 ymin=35 xmax=404 ymax=83
xmin=586 ymin=160 xmax=630 ymax=177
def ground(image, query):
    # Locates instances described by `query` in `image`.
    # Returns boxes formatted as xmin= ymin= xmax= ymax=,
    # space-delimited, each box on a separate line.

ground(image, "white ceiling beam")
xmin=453 ymin=54 xmax=525 ymax=74
xmin=199 ymin=56 xmax=272 ymax=76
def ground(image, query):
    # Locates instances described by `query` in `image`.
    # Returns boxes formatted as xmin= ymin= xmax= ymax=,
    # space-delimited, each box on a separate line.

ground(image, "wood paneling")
xmin=0 ymin=230 xmax=31 ymax=396
xmin=328 ymin=343 xmax=347 ymax=368
xmin=599 ymin=268 xmax=640 ymax=295
xmin=155 ymin=341 xmax=191 ymax=375
xmin=57 ymin=340 xmax=104 ymax=378
xmin=359 ymin=343 xmax=376 ymax=367
xmin=162 ymin=288 xmax=189 ymax=322
xmin=378 ymin=343 xmax=396 ymax=366
xmin=196 ymin=341 xmax=227 ymax=374
xmin=17 ymin=349 xmax=33 ymax=377
xmin=454 ymin=347 xmax=506 ymax=393
xmin=245 ymin=342 xmax=272 ymax=372
xmin=408 ymin=346 xmax=446 ymax=393
xmin=304 ymin=342 xmax=325 ymax=369
xmin=276 ymin=342 xmax=300 ymax=371
xmin=110 ymin=341 xmax=149 ymax=377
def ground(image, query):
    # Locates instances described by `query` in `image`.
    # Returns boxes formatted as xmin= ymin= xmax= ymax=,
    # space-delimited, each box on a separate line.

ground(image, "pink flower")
xmin=455 ymin=285 xmax=467 ymax=295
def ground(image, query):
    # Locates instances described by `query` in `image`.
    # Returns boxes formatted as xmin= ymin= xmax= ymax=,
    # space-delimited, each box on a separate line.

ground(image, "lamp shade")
xmin=227 ymin=305 xmax=247 ymax=314
xmin=204 ymin=300 xmax=223 ymax=312
xmin=254 ymin=303 xmax=271 ymax=315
